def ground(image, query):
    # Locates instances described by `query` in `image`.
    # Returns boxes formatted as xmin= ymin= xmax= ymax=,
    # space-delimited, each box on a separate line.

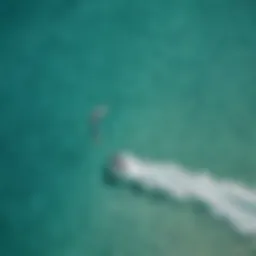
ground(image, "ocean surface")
xmin=0 ymin=0 xmax=256 ymax=255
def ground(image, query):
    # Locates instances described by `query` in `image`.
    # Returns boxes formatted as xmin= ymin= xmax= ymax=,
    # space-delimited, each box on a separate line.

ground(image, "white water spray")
xmin=109 ymin=152 xmax=256 ymax=235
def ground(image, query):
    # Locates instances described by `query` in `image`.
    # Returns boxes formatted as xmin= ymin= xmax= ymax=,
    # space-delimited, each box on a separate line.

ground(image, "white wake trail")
xmin=111 ymin=152 xmax=256 ymax=235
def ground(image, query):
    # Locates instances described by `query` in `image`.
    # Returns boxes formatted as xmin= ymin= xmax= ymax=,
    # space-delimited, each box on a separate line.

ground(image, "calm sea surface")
xmin=0 ymin=1 xmax=256 ymax=255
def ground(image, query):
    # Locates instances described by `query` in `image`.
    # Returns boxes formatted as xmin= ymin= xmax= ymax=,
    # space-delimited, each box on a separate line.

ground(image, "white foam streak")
xmin=119 ymin=152 xmax=256 ymax=235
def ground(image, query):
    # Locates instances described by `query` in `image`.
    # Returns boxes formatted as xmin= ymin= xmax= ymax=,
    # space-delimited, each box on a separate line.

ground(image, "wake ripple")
xmin=107 ymin=152 xmax=256 ymax=235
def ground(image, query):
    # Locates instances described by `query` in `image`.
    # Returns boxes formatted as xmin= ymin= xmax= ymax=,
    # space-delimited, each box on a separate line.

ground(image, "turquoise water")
xmin=1 ymin=0 xmax=256 ymax=255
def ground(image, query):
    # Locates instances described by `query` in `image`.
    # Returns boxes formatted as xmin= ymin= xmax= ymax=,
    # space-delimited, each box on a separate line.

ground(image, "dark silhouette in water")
xmin=89 ymin=105 xmax=108 ymax=143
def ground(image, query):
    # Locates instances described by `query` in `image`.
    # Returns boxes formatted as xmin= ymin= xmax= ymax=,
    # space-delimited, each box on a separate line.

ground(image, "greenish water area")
xmin=0 ymin=0 xmax=256 ymax=255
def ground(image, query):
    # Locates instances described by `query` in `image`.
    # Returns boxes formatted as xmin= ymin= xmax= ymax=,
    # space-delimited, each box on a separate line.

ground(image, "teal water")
xmin=1 ymin=0 xmax=256 ymax=255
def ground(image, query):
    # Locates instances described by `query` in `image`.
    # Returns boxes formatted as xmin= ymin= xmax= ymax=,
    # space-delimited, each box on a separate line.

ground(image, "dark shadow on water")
xmin=102 ymin=166 xmax=120 ymax=187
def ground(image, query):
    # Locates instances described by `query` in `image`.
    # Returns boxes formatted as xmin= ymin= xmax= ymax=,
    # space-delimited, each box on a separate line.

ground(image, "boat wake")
xmin=104 ymin=152 xmax=256 ymax=236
